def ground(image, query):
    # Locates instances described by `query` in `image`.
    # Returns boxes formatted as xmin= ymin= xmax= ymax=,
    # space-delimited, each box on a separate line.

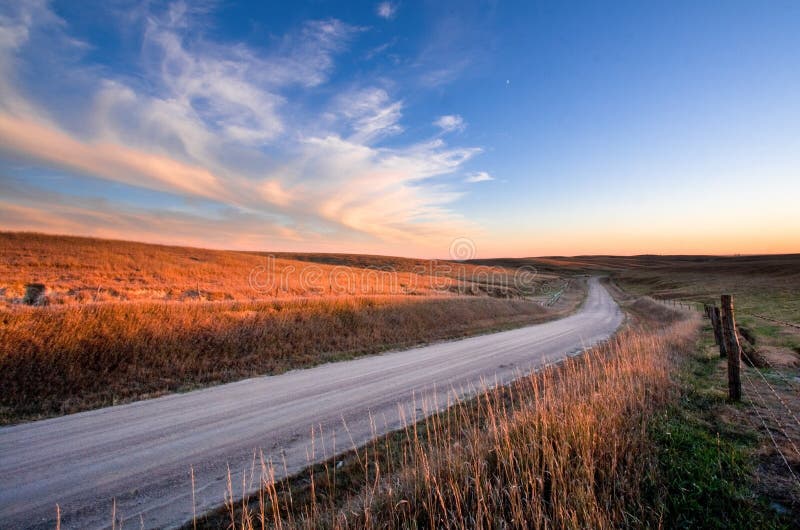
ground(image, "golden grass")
xmin=0 ymin=232 xmax=581 ymax=423
xmin=0 ymin=294 xmax=563 ymax=423
xmin=1 ymin=232 xmax=557 ymax=304
xmin=198 ymin=305 xmax=700 ymax=529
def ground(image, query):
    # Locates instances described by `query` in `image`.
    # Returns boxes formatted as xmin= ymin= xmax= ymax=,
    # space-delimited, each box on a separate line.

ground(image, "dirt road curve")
xmin=0 ymin=278 xmax=622 ymax=529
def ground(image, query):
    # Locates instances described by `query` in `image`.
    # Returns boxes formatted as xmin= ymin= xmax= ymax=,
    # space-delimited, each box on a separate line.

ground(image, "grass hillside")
xmin=478 ymin=253 xmax=800 ymax=325
xmin=1 ymin=232 xmax=561 ymax=304
xmin=0 ymin=232 xmax=581 ymax=423
xmin=474 ymin=253 xmax=800 ymax=275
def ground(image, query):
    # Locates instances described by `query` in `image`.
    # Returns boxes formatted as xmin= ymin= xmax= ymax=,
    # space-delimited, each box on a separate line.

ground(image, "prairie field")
xmin=1 ymin=294 xmax=572 ymax=423
xmin=478 ymin=254 xmax=800 ymax=322
xmin=0 ymin=232 xmax=580 ymax=423
xmin=481 ymin=253 xmax=800 ymax=363
xmin=1 ymin=232 xmax=560 ymax=304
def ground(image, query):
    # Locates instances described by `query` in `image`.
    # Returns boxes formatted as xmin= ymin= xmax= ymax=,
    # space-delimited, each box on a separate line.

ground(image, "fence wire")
xmin=756 ymin=353 xmax=800 ymax=394
xmin=739 ymin=350 xmax=800 ymax=435
xmin=740 ymin=356 xmax=800 ymax=458
xmin=739 ymin=366 xmax=800 ymax=487
xmin=656 ymin=297 xmax=800 ymax=486
xmin=748 ymin=312 xmax=800 ymax=330
xmin=700 ymin=305 xmax=800 ymax=488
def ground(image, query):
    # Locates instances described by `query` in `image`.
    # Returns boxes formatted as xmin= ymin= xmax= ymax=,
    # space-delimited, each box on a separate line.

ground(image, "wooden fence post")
xmin=720 ymin=294 xmax=741 ymax=402
xmin=711 ymin=306 xmax=725 ymax=354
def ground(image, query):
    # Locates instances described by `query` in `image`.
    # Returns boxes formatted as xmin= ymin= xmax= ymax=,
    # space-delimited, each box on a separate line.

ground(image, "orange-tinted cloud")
xmin=0 ymin=113 xmax=231 ymax=202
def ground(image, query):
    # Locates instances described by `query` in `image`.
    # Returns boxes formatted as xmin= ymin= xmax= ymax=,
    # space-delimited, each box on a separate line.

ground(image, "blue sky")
xmin=0 ymin=1 xmax=798 ymax=257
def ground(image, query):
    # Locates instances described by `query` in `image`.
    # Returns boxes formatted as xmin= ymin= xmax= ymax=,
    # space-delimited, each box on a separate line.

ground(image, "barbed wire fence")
xmin=739 ymin=365 xmax=800 ymax=485
xmin=626 ymin=290 xmax=800 ymax=488
xmin=698 ymin=295 xmax=800 ymax=490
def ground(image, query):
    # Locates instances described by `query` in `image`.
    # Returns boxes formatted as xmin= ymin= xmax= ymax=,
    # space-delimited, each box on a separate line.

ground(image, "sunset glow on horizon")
xmin=1 ymin=1 xmax=799 ymax=258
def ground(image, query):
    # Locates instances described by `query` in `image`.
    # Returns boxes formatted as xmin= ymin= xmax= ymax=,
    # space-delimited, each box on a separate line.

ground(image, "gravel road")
xmin=0 ymin=277 xmax=622 ymax=529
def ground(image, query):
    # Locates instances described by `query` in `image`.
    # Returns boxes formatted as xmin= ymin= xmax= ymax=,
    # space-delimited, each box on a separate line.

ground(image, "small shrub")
xmin=23 ymin=283 xmax=46 ymax=306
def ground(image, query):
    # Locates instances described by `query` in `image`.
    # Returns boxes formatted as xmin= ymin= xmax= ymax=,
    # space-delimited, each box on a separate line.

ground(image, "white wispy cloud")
xmin=434 ymin=114 xmax=465 ymax=133
xmin=376 ymin=2 xmax=397 ymax=20
xmin=465 ymin=171 xmax=494 ymax=183
xmin=0 ymin=0 xmax=484 ymax=253
xmin=334 ymin=87 xmax=404 ymax=144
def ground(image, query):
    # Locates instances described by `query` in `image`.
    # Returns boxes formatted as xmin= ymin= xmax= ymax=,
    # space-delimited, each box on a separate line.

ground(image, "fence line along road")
xmin=704 ymin=294 xmax=800 ymax=489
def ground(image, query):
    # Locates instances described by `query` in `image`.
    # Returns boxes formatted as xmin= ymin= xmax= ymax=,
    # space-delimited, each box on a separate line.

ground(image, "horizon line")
xmin=3 ymin=230 xmax=798 ymax=261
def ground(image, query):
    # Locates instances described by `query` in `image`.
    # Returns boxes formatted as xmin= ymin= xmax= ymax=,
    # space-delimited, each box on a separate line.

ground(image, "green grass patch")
xmin=647 ymin=335 xmax=789 ymax=529
xmin=650 ymin=408 xmax=780 ymax=529
xmin=752 ymin=323 xmax=782 ymax=338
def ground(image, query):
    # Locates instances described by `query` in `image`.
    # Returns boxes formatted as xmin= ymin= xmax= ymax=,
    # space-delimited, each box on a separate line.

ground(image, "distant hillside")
xmin=0 ymin=232 xmax=559 ymax=305
xmin=471 ymin=253 xmax=800 ymax=276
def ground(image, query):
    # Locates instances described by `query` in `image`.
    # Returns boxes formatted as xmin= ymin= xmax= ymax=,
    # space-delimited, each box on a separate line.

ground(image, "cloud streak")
xmin=0 ymin=113 xmax=229 ymax=201
xmin=465 ymin=171 xmax=494 ymax=183
xmin=434 ymin=114 xmax=466 ymax=133
xmin=0 ymin=177 xmax=303 ymax=250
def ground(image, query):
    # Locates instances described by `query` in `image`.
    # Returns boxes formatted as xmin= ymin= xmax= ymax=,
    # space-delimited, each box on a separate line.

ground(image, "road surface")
xmin=0 ymin=277 xmax=622 ymax=529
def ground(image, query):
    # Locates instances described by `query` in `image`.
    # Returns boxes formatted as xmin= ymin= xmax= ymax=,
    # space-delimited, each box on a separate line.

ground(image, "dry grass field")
xmin=1 ymin=295 xmax=573 ymax=423
xmin=193 ymin=298 xmax=715 ymax=529
xmin=0 ymin=232 xmax=580 ymax=424
xmin=1 ymin=232 xmax=561 ymax=304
